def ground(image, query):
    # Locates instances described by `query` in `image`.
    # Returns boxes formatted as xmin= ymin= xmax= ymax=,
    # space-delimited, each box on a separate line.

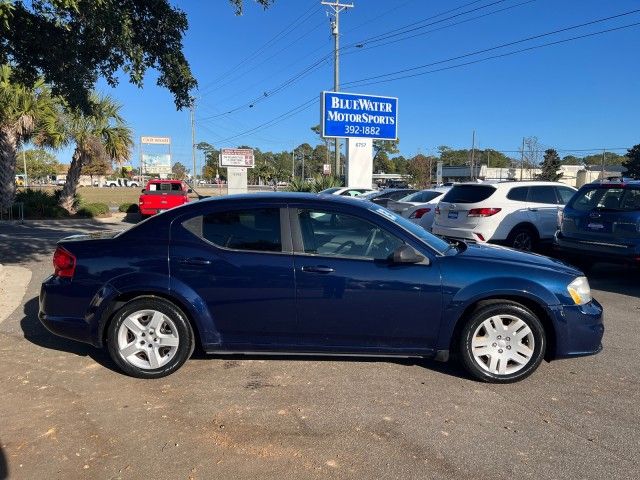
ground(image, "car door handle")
xmin=528 ymin=208 xmax=538 ymax=212
xmin=301 ymin=266 xmax=335 ymax=274
xmin=179 ymin=257 xmax=212 ymax=266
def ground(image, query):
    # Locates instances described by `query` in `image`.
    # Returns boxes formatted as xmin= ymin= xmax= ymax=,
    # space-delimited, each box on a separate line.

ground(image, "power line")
xmin=198 ymin=1 xmax=321 ymax=94
xmin=343 ymin=12 xmax=640 ymax=88
xmin=197 ymin=0 xmax=533 ymax=120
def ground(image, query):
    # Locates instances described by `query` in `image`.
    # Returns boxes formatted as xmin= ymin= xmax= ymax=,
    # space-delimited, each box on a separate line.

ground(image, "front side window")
xmin=297 ymin=209 xmax=403 ymax=260
xmin=556 ymin=187 xmax=576 ymax=205
xmin=527 ymin=186 xmax=558 ymax=204
xmin=506 ymin=186 xmax=528 ymax=202
xmin=200 ymin=208 xmax=282 ymax=252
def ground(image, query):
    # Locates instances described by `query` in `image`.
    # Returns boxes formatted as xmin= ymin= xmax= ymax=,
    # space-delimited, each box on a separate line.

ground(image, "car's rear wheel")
xmin=107 ymin=297 xmax=194 ymax=379
xmin=507 ymin=226 xmax=537 ymax=251
xmin=459 ymin=303 xmax=545 ymax=383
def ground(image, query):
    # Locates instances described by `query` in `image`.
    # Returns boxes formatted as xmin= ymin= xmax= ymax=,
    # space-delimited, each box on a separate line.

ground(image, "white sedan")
xmin=319 ymin=187 xmax=376 ymax=197
xmin=388 ymin=188 xmax=451 ymax=231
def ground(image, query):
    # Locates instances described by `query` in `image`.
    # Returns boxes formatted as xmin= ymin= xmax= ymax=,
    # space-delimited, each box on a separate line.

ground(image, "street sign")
xmin=220 ymin=148 xmax=255 ymax=168
xmin=323 ymin=164 xmax=331 ymax=175
xmin=436 ymin=161 xmax=443 ymax=185
xmin=321 ymin=91 xmax=398 ymax=140
xmin=141 ymin=136 xmax=171 ymax=145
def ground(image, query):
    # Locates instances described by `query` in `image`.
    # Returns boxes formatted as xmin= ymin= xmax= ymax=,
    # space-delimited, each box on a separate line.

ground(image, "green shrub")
xmin=286 ymin=178 xmax=312 ymax=192
xmin=15 ymin=189 xmax=69 ymax=219
xmin=310 ymin=175 xmax=342 ymax=193
xmin=118 ymin=202 xmax=139 ymax=213
xmin=77 ymin=202 xmax=110 ymax=218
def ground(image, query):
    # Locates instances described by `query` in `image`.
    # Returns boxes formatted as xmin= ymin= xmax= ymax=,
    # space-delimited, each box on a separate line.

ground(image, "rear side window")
xmin=506 ymin=187 xmax=528 ymax=202
xmin=441 ymin=185 xmax=496 ymax=203
xmin=199 ymin=208 xmax=282 ymax=252
xmin=527 ymin=186 xmax=558 ymax=205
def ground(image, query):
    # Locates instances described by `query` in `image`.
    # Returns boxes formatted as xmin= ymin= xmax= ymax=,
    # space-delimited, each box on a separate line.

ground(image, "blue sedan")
xmin=39 ymin=193 xmax=603 ymax=382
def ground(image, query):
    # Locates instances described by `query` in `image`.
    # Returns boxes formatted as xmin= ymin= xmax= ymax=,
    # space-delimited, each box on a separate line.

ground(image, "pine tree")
xmin=623 ymin=144 xmax=640 ymax=179
xmin=538 ymin=148 xmax=563 ymax=181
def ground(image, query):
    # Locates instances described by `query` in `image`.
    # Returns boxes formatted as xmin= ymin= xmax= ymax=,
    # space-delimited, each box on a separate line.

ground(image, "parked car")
xmin=39 ymin=192 xmax=603 ymax=383
xmin=402 ymin=187 xmax=452 ymax=231
xmin=432 ymin=182 xmax=577 ymax=251
xmin=319 ymin=187 xmax=376 ymax=197
xmin=105 ymin=178 xmax=140 ymax=188
xmin=138 ymin=179 xmax=191 ymax=217
xmin=386 ymin=188 xmax=449 ymax=215
xmin=555 ymin=179 xmax=640 ymax=265
xmin=359 ymin=188 xmax=418 ymax=208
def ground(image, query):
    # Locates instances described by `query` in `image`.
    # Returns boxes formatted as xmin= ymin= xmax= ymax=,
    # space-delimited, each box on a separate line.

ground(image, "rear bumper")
xmin=431 ymin=224 xmax=498 ymax=243
xmin=552 ymin=299 xmax=604 ymax=359
xmin=554 ymin=231 xmax=640 ymax=263
xmin=139 ymin=207 xmax=159 ymax=216
xmin=39 ymin=276 xmax=101 ymax=347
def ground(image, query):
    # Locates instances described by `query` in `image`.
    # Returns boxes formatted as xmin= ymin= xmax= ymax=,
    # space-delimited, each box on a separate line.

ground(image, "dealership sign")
xmin=321 ymin=91 xmax=398 ymax=140
xmin=220 ymin=148 xmax=255 ymax=168
xmin=142 ymin=153 xmax=171 ymax=175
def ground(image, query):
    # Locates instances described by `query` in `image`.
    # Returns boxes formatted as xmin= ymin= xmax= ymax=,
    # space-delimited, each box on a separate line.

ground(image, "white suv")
xmin=431 ymin=181 xmax=577 ymax=250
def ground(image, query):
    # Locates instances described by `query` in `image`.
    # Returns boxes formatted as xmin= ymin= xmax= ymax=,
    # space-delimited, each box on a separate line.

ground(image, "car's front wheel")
xmin=107 ymin=297 xmax=195 ymax=378
xmin=459 ymin=302 xmax=545 ymax=383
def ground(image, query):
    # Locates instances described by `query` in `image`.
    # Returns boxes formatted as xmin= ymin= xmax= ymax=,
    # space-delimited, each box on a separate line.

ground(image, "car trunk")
xmin=563 ymin=209 xmax=640 ymax=242
xmin=436 ymin=184 xmax=497 ymax=229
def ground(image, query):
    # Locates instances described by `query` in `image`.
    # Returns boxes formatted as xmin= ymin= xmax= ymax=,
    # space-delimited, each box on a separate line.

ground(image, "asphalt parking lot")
xmin=0 ymin=219 xmax=639 ymax=480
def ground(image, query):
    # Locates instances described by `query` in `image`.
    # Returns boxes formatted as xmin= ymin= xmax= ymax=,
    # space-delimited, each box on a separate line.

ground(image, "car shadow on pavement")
xmin=192 ymin=351 xmax=471 ymax=381
xmin=585 ymin=263 xmax=640 ymax=297
xmin=19 ymin=296 xmax=120 ymax=374
xmin=0 ymin=441 xmax=7 ymax=480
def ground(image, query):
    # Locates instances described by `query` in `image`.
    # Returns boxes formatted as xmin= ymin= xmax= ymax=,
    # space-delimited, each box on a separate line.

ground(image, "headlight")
xmin=567 ymin=276 xmax=592 ymax=305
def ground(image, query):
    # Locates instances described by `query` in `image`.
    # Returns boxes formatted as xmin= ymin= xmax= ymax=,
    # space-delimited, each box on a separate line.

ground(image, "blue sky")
xmin=74 ymin=0 xmax=640 ymax=170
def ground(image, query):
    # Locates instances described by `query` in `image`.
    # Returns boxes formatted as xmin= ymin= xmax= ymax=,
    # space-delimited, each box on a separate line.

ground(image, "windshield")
xmin=319 ymin=187 xmax=341 ymax=194
xmin=369 ymin=205 xmax=452 ymax=254
xmin=570 ymin=186 xmax=640 ymax=212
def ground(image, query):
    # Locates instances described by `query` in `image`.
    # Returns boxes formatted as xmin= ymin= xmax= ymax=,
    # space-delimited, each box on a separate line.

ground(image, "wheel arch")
xmin=100 ymin=291 xmax=205 ymax=352
xmin=447 ymin=295 xmax=557 ymax=362
xmin=508 ymin=222 xmax=540 ymax=240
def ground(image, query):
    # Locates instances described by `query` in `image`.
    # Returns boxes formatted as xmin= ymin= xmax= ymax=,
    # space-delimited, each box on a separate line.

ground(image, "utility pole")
xmin=190 ymin=100 xmax=196 ymax=183
xmin=322 ymin=0 xmax=354 ymax=177
xmin=470 ymin=130 xmax=476 ymax=180
xmin=291 ymin=147 xmax=295 ymax=181
xmin=601 ymin=149 xmax=606 ymax=180
xmin=520 ymin=137 xmax=525 ymax=181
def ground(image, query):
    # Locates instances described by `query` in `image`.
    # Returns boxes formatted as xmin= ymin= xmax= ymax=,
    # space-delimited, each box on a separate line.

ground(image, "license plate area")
xmin=448 ymin=211 xmax=459 ymax=219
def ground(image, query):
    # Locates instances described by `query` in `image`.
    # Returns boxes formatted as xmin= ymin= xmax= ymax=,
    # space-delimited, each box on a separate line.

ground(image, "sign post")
xmin=321 ymin=91 xmax=398 ymax=188
xmin=220 ymin=148 xmax=254 ymax=195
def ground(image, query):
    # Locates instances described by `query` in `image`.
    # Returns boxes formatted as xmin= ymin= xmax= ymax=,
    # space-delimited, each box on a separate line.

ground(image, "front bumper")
xmin=552 ymin=299 xmax=604 ymax=358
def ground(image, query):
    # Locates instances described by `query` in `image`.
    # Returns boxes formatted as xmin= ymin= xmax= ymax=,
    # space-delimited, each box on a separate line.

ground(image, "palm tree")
xmin=59 ymin=95 xmax=133 ymax=213
xmin=0 ymin=65 xmax=63 ymax=212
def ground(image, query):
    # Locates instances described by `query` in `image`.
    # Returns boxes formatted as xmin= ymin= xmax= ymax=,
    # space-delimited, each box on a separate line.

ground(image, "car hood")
xmin=456 ymin=242 xmax=581 ymax=276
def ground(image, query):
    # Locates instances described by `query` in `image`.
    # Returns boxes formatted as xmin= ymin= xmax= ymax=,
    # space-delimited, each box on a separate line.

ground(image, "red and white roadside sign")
xmin=220 ymin=148 xmax=255 ymax=168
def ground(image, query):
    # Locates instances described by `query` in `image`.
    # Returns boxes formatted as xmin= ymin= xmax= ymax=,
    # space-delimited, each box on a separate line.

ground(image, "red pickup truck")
xmin=138 ymin=179 xmax=191 ymax=217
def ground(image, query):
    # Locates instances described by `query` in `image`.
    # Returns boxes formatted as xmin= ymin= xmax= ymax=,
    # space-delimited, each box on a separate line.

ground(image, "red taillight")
xmin=409 ymin=207 xmax=431 ymax=219
xmin=468 ymin=208 xmax=502 ymax=217
xmin=53 ymin=247 xmax=76 ymax=278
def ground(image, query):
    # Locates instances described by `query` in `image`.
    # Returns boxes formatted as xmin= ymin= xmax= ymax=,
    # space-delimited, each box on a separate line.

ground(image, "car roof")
xmin=449 ymin=181 xmax=572 ymax=188
xmin=147 ymin=179 xmax=183 ymax=183
xmin=198 ymin=191 xmax=363 ymax=205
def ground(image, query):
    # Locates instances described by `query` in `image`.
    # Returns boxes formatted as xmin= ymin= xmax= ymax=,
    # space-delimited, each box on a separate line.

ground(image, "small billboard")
xmin=142 ymin=153 xmax=171 ymax=175
xmin=141 ymin=136 xmax=171 ymax=145
xmin=321 ymin=91 xmax=398 ymax=140
xmin=220 ymin=148 xmax=255 ymax=168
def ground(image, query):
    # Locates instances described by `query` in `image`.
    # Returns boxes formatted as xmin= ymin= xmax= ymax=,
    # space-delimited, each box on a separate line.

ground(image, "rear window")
xmin=401 ymin=190 xmax=442 ymax=203
xmin=441 ymin=185 xmax=496 ymax=204
xmin=147 ymin=182 xmax=184 ymax=193
xmin=569 ymin=186 xmax=640 ymax=212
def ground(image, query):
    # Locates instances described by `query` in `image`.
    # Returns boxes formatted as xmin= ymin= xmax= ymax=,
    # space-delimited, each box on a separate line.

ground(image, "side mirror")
xmin=141 ymin=189 xmax=145 ymax=193
xmin=187 ymin=189 xmax=193 ymax=193
xmin=390 ymin=245 xmax=427 ymax=265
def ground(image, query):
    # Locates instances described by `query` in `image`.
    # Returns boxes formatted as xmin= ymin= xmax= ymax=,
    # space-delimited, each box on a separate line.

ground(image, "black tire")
xmin=507 ymin=226 xmax=538 ymax=252
xmin=107 ymin=297 xmax=195 ymax=379
xmin=459 ymin=302 xmax=546 ymax=383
